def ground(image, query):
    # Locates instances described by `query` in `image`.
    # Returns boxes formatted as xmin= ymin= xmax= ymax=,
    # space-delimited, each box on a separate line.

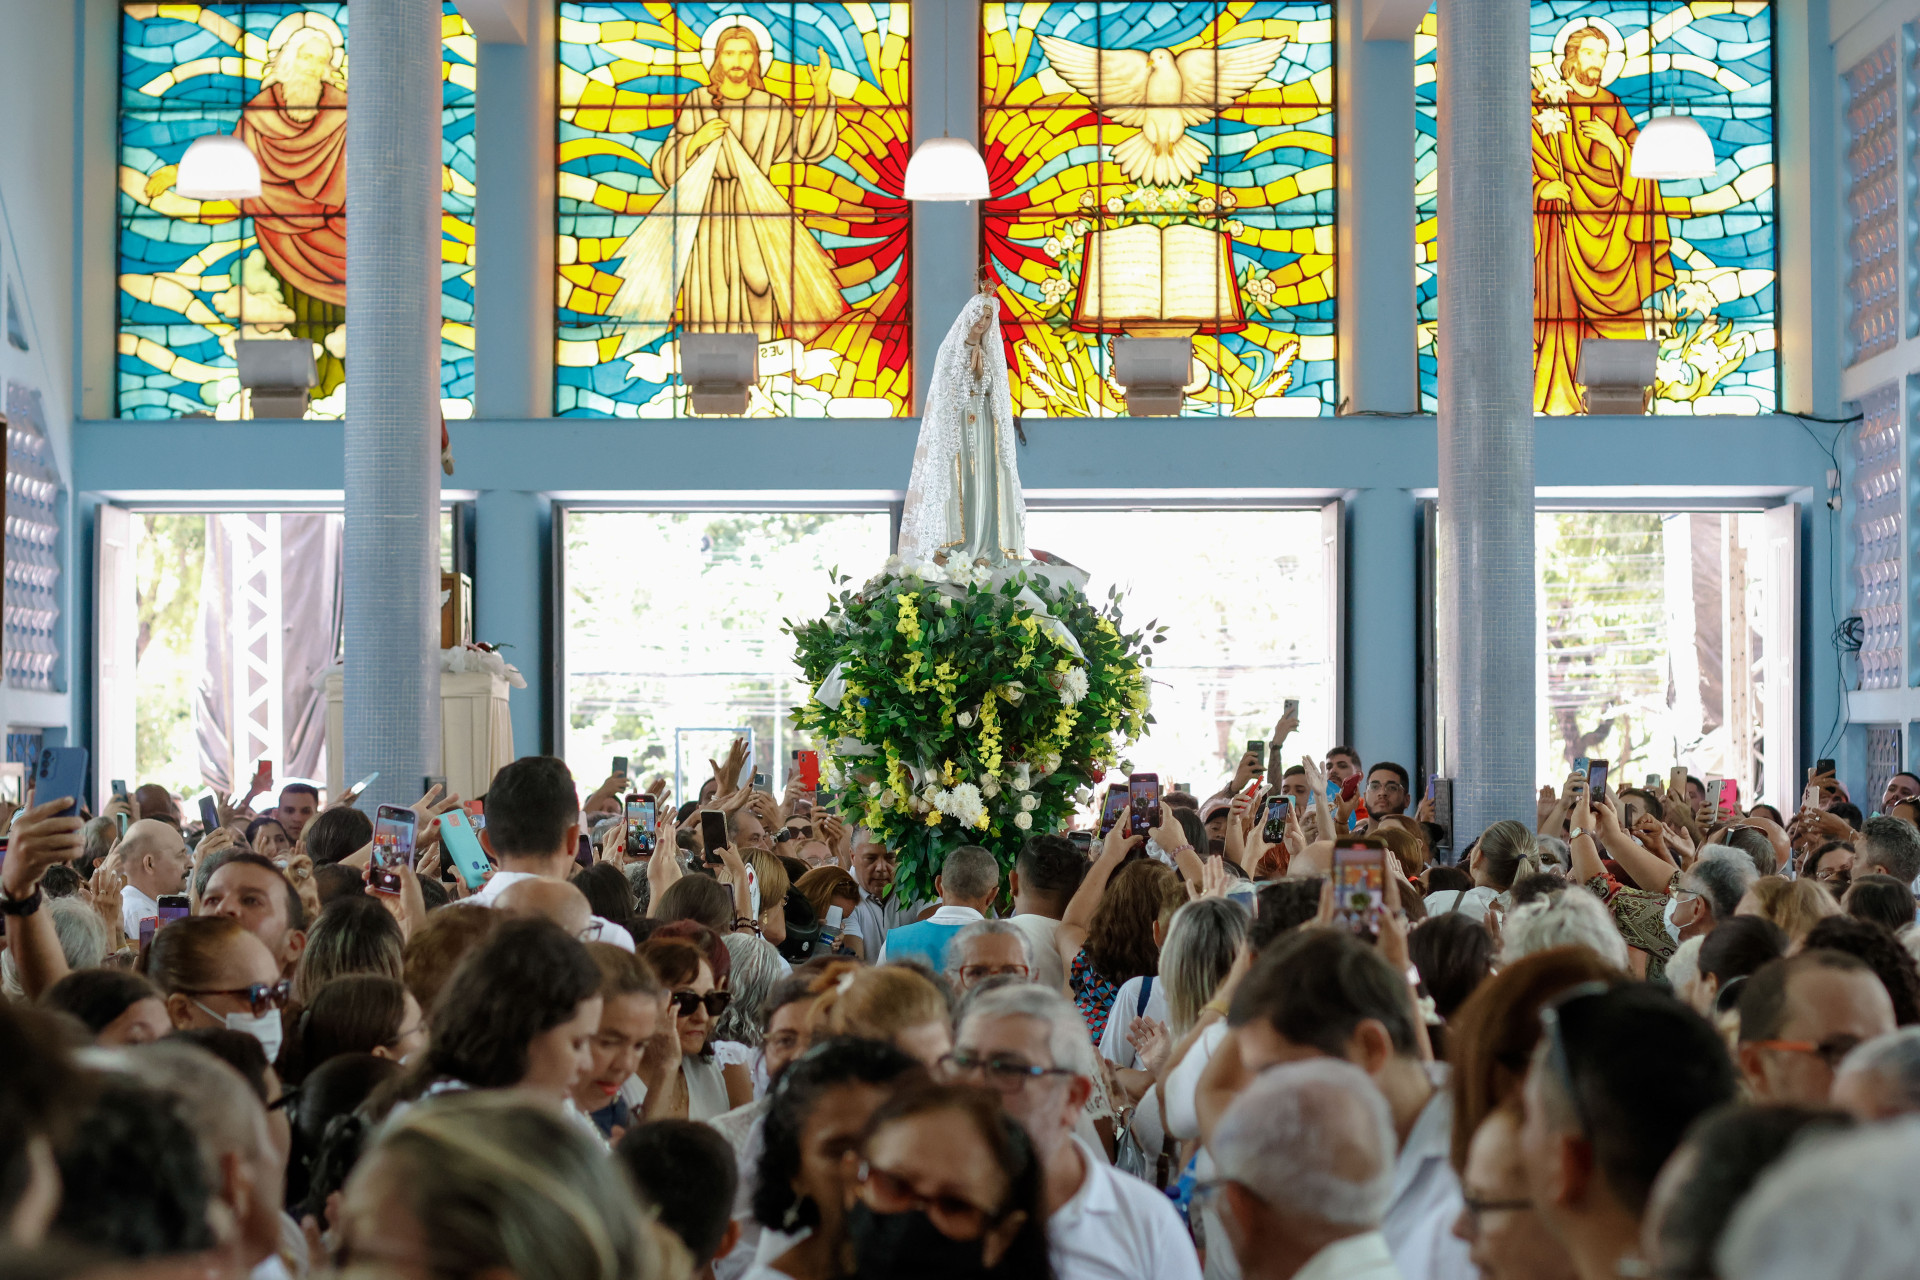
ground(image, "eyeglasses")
xmin=670 ymin=989 xmax=731 ymax=1018
xmin=938 ymin=1049 xmax=1076 ymax=1092
xmin=857 ymin=1161 xmax=1003 ymax=1240
xmin=176 ymin=979 xmax=292 ymax=1015
xmin=1748 ymin=1035 xmax=1862 ymax=1070
xmin=1539 ymin=980 xmax=1613 ymax=1139
xmin=1460 ymin=1195 xmax=1534 ymax=1224
xmin=958 ymin=963 xmax=1030 ymax=984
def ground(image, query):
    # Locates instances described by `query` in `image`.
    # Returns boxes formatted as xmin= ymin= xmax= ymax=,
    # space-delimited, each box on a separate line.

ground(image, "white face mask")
xmin=1663 ymin=895 xmax=1683 ymax=945
xmin=196 ymin=1001 xmax=283 ymax=1063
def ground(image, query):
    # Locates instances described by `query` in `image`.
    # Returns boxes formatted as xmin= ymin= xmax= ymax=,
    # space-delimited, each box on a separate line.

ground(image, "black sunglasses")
xmin=178 ymin=979 xmax=293 ymax=1016
xmin=670 ymin=989 xmax=731 ymax=1018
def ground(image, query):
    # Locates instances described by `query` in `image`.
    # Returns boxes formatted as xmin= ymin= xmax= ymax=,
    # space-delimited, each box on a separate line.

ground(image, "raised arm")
xmin=1057 ymin=807 xmax=1140 ymax=969
xmin=1594 ymin=798 xmax=1681 ymax=892
xmin=1 ymin=796 xmax=89 ymax=999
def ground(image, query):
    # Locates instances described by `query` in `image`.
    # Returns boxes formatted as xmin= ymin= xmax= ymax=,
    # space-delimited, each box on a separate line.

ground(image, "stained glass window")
xmin=982 ymin=2 xmax=1334 ymax=417
xmin=117 ymin=3 xmax=476 ymax=420
xmin=1415 ymin=2 xmax=1775 ymax=415
xmin=557 ymin=3 xmax=911 ymax=417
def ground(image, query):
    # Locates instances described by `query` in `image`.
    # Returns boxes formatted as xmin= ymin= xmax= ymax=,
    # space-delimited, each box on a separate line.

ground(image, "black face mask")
xmin=848 ymin=1202 xmax=992 ymax=1280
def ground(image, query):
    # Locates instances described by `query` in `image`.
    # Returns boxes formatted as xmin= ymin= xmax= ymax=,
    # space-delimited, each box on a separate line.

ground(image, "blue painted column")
xmin=344 ymin=0 xmax=443 ymax=810
xmin=1345 ymin=487 xmax=1419 ymax=773
xmin=1434 ymin=0 xmax=1534 ymax=838
xmin=474 ymin=489 xmax=548 ymax=759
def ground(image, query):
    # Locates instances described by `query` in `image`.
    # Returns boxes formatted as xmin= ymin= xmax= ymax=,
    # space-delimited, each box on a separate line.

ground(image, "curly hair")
xmin=1803 ymin=915 xmax=1920 ymax=1026
xmin=1083 ymin=860 xmax=1183 ymax=984
xmin=751 ymin=1037 xmax=922 ymax=1233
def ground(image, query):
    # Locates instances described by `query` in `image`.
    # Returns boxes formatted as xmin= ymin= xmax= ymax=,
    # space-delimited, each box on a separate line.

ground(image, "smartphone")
xmin=115 ymin=812 xmax=127 ymax=838
xmin=821 ymin=902 xmax=844 ymax=948
xmin=438 ymin=809 xmax=491 ymax=890
xmin=1283 ymin=698 xmax=1299 ymax=720
xmin=1644 ymin=773 xmax=1660 ymax=789
xmin=1263 ymin=795 xmax=1291 ymax=843
xmin=156 ymin=893 xmax=190 ymax=926
xmin=138 ymin=917 xmax=156 ymax=951
xmin=794 ymin=749 xmax=821 ymax=792
xmin=339 ymin=772 xmax=379 ymax=805
xmin=1719 ymin=778 xmax=1739 ymax=812
xmin=1331 ymin=840 xmax=1387 ymax=936
xmin=700 ymin=810 xmax=729 ymax=861
xmin=1426 ymin=774 xmax=1438 ymax=802
xmin=626 ymin=794 xmax=658 ymax=858
xmin=1704 ymin=777 xmax=1723 ymax=811
xmin=1068 ymin=830 xmax=1094 ymax=853
xmin=1247 ymin=738 xmax=1266 ymax=762
xmin=1587 ymin=760 xmax=1609 ymax=798
xmin=1339 ymin=773 xmax=1361 ymax=801
xmin=34 ymin=748 xmax=89 ymax=820
xmin=369 ymin=804 xmax=417 ymax=895
xmin=1098 ymin=784 xmax=1128 ymax=837
xmin=1802 ymin=781 xmax=1824 ymax=812
xmin=752 ymin=772 xmax=769 ymax=793
xmin=252 ymin=760 xmax=273 ymax=792
xmin=1128 ymin=773 xmax=1161 ymax=837
xmin=423 ymin=774 xmax=446 ymax=795
xmin=1670 ymin=766 xmax=1689 ymax=794
xmin=110 ymin=778 xmax=128 ymax=801
xmin=198 ymin=795 xmax=221 ymax=831
xmin=465 ymin=798 xmax=486 ymax=831
xmin=1815 ymin=758 xmax=1836 ymax=777
xmin=1572 ymin=756 xmax=1590 ymax=782
xmin=576 ymin=833 xmax=593 ymax=868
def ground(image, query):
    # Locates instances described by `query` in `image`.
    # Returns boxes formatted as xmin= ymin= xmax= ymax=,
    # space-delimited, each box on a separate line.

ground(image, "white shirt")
xmin=875 ymin=903 xmax=984 ymax=964
xmin=1008 ymin=911 xmax=1068 ymax=992
xmin=1296 ymin=1232 xmax=1404 ymax=1280
xmin=469 ymin=869 xmax=635 ymax=952
xmin=1098 ymin=975 xmax=1170 ymax=1068
xmin=1165 ymin=1022 xmax=1239 ymax=1280
xmin=710 ymin=1099 xmax=770 ymax=1280
xmin=121 ymin=883 xmax=158 ymax=941
xmin=1383 ymin=1073 xmax=1473 ymax=1280
xmin=1049 ymin=1135 xmax=1202 ymax=1280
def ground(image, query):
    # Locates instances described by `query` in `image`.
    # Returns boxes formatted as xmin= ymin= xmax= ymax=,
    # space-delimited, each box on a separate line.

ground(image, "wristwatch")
xmin=1568 ymin=826 xmax=1590 ymax=841
xmin=0 ymin=883 xmax=42 ymax=916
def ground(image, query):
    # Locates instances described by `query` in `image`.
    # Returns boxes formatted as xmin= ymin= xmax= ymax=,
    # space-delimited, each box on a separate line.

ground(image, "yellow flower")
xmin=925 ymin=810 xmax=943 ymax=828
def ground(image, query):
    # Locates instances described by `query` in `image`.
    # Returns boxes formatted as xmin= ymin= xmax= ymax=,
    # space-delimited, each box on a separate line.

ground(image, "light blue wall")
xmin=48 ymin=0 xmax=1854 ymax=803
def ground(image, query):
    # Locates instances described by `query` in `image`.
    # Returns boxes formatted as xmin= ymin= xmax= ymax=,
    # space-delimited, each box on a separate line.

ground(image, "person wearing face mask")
xmin=746 ymin=1037 xmax=925 ymax=1280
xmin=144 ymin=915 xmax=292 ymax=1063
xmin=379 ymin=917 xmax=604 ymax=1114
xmin=846 ymin=1081 xmax=1053 ymax=1280
xmin=571 ymin=943 xmax=667 ymax=1138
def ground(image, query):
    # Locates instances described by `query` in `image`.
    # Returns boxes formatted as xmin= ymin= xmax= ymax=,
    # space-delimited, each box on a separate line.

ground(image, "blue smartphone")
xmin=438 ymin=809 xmax=491 ymax=890
xmin=34 ymin=747 xmax=89 ymax=819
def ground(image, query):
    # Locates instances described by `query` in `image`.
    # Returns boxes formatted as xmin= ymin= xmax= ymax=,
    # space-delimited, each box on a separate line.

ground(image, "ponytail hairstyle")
xmin=1475 ymin=820 xmax=1540 ymax=891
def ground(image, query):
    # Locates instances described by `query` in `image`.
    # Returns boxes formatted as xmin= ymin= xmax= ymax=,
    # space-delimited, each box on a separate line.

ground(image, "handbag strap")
xmin=1136 ymin=974 xmax=1154 ymax=1019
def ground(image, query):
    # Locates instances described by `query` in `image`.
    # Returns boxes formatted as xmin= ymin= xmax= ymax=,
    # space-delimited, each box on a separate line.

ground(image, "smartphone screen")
xmin=576 ymin=833 xmax=593 ymax=868
xmin=1331 ymin=842 xmax=1387 ymax=936
xmin=1815 ymin=758 xmax=1836 ymax=777
xmin=1128 ymin=774 xmax=1161 ymax=837
xmin=341 ymin=772 xmax=379 ymax=804
xmin=465 ymin=798 xmax=486 ymax=831
xmin=1098 ymin=784 xmax=1128 ymax=837
xmin=199 ymin=795 xmax=221 ymax=830
xmin=1587 ymin=760 xmax=1609 ymax=798
xmin=700 ymin=810 xmax=728 ymax=860
xmin=1068 ymin=830 xmax=1093 ymax=853
xmin=626 ymin=795 xmax=658 ymax=857
xmin=1263 ymin=795 xmax=1290 ymax=843
xmin=1426 ymin=774 xmax=1438 ymax=801
xmin=370 ymin=805 xmax=417 ymax=895
xmin=138 ymin=917 xmax=156 ymax=951
xmin=156 ymin=894 xmax=190 ymax=926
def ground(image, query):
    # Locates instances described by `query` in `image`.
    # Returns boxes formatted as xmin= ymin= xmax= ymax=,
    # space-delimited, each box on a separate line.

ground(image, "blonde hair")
xmin=809 ymin=964 xmax=948 ymax=1042
xmin=795 ymin=866 xmax=860 ymax=921
xmin=748 ymin=851 xmax=790 ymax=917
xmin=361 ymin=1091 xmax=689 ymax=1280
xmin=1743 ymin=875 xmax=1841 ymax=946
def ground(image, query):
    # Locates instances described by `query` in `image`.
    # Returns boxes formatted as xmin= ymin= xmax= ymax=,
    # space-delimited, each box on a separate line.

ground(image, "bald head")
xmin=121 ymin=819 xmax=191 ymax=899
xmin=1212 ymin=1058 xmax=1396 ymax=1228
xmin=495 ymin=878 xmax=591 ymax=937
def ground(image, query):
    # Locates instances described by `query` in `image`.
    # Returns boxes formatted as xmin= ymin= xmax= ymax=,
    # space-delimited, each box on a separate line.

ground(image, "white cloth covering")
xmin=1047 ymin=1135 xmax=1202 ymax=1280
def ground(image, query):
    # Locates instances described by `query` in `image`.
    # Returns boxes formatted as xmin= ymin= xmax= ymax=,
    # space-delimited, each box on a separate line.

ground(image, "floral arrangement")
xmin=787 ymin=557 xmax=1160 ymax=906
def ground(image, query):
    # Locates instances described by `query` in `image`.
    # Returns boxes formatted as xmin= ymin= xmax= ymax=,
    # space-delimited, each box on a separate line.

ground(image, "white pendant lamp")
xmin=1629 ymin=113 xmax=1715 ymax=181
xmin=904 ymin=0 xmax=989 ymax=202
xmin=905 ymin=136 xmax=990 ymax=201
xmin=177 ymin=133 xmax=262 ymax=200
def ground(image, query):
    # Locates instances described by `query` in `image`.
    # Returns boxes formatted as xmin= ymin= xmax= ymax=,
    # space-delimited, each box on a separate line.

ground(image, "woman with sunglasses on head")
xmin=638 ymin=933 xmax=740 ymax=1119
xmin=848 ymin=1080 xmax=1052 ymax=1280
xmin=378 ymin=916 xmax=603 ymax=1114
xmin=747 ymin=1037 xmax=924 ymax=1280
xmin=143 ymin=914 xmax=291 ymax=1062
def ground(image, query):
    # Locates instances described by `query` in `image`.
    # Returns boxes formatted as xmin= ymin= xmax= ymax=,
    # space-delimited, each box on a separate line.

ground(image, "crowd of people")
xmin=6 ymin=720 xmax=1920 ymax=1280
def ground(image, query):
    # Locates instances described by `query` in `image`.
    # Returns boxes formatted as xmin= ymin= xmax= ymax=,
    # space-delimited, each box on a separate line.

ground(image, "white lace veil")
xmin=897 ymin=292 xmax=1025 ymax=564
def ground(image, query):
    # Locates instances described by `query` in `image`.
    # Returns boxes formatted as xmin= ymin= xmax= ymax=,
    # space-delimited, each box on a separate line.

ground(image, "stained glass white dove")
xmin=1035 ymin=34 xmax=1291 ymax=187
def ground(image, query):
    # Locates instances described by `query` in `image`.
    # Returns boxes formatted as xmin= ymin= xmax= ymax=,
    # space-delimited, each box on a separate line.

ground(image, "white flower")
xmin=1533 ymin=107 xmax=1570 ymax=137
xmin=922 ymin=785 xmax=942 ymax=806
xmin=935 ymin=783 xmax=987 ymax=827
xmin=879 ymin=789 xmax=897 ymax=808
xmin=1038 ymin=754 xmax=1061 ymax=776
xmin=1042 ymin=276 xmax=1070 ymax=306
xmin=866 ymin=780 xmax=883 ymax=797
xmin=1054 ymin=666 xmax=1090 ymax=706
xmin=1000 ymin=682 xmax=1027 ymax=705
xmin=1105 ymin=196 xmax=1125 ymax=214
xmin=1073 ymin=787 xmax=1093 ymax=806
xmin=1198 ymin=197 xmax=1217 ymax=215
xmin=957 ymin=710 xmax=976 ymax=728
xmin=1020 ymin=794 xmax=1040 ymax=812
xmin=1014 ymin=812 xmax=1033 ymax=830
xmin=883 ymin=555 xmax=904 ymax=575
xmin=942 ymin=595 xmax=958 ymax=609
xmin=1014 ymin=763 xmax=1033 ymax=791
xmin=981 ymin=776 xmax=1002 ymax=798
xmin=1043 ymin=236 xmax=1065 ymax=258
xmin=1225 ymin=219 xmax=1245 ymax=238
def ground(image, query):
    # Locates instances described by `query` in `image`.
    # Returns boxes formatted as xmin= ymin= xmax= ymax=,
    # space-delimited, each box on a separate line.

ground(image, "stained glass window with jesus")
xmin=117 ymin=2 xmax=478 ymax=419
xmin=1414 ymin=1 xmax=1776 ymax=415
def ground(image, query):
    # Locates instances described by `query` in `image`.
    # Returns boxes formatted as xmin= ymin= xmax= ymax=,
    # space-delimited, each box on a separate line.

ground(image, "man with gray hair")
xmin=946 ymin=917 xmax=1035 ymax=992
xmin=1716 ymin=1116 xmax=1920 ymax=1280
xmin=1669 ymin=846 xmax=1757 ymax=946
xmin=1208 ymin=1059 xmax=1402 ymax=1280
xmin=1711 ymin=825 xmax=1778 ymax=877
xmin=878 ymin=843 xmax=1000 ymax=971
xmin=946 ymin=983 xmax=1201 ymax=1280
xmin=1855 ymin=814 xmax=1920 ymax=888
xmin=1833 ymin=1027 xmax=1920 ymax=1120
